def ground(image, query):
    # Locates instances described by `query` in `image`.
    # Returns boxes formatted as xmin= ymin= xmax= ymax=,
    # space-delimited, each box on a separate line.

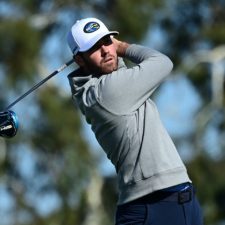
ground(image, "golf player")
xmin=67 ymin=17 xmax=204 ymax=225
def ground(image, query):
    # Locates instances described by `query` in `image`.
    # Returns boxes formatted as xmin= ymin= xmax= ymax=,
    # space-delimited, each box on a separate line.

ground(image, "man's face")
xmin=77 ymin=35 xmax=118 ymax=76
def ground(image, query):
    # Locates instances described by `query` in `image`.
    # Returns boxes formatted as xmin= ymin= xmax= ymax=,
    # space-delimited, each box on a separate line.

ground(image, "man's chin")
xmin=103 ymin=62 xmax=118 ymax=74
xmin=103 ymin=66 xmax=117 ymax=74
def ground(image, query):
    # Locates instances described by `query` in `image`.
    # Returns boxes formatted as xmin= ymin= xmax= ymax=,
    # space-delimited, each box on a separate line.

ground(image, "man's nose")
xmin=101 ymin=44 xmax=109 ymax=54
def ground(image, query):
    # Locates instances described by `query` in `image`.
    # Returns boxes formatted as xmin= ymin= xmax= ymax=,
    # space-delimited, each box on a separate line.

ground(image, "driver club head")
xmin=0 ymin=110 xmax=19 ymax=138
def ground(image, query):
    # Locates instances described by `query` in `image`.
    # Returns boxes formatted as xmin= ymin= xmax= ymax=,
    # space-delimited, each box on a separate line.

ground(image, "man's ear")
xmin=74 ymin=54 xmax=85 ymax=67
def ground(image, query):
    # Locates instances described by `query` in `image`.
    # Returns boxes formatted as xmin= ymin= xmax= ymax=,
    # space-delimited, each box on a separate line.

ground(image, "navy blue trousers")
xmin=115 ymin=185 xmax=203 ymax=225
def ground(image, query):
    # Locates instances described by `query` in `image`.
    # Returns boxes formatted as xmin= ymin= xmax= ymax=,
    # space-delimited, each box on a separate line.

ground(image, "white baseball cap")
xmin=67 ymin=18 xmax=119 ymax=55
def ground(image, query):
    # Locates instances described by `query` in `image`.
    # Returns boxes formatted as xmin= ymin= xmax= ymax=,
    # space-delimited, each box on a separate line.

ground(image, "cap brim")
xmin=79 ymin=31 xmax=119 ymax=52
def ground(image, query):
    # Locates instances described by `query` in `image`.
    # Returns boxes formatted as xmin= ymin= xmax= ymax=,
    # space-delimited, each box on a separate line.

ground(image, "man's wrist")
xmin=117 ymin=41 xmax=130 ymax=57
xmin=112 ymin=38 xmax=130 ymax=57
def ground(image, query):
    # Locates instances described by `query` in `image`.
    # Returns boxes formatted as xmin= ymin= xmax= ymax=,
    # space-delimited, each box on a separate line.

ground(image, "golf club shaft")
xmin=5 ymin=59 xmax=74 ymax=110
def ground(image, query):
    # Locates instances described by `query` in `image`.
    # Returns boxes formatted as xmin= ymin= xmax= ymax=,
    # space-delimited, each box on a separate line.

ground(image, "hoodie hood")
xmin=67 ymin=57 xmax=127 ymax=114
xmin=68 ymin=57 xmax=126 ymax=93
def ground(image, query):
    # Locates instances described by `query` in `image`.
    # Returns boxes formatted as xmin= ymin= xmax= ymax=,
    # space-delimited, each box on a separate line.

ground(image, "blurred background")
xmin=0 ymin=0 xmax=225 ymax=224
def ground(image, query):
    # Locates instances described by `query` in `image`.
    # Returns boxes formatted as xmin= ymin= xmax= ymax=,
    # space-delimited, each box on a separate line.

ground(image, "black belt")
xmin=129 ymin=184 xmax=193 ymax=205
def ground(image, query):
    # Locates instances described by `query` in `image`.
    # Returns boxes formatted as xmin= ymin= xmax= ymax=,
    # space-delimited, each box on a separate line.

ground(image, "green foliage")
xmin=0 ymin=20 xmax=41 ymax=87
xmin=187 ymin=155 xmax=225 ymax=224
xmin=188 ymin=62 xmax=211 ymax=102
xmin=11 ymin=0 xmax=46 ymax=13
xmin=159 ymin=0 xmax=225 ymax=64
xmin=204 ymin=24 xmax=225 ymax=45
xmin=108 ymin=0 xmax=163 ymax=42
xmin=89 ymin=0 xmax=163 ymax=42
xmin=101 ymin=176 xmax=118 ymax=220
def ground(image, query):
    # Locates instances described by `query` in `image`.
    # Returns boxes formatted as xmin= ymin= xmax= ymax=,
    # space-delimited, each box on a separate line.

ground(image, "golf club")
xmin=5 ymin=58 xmax=74 ymax=110
xmin=0 ymin=58 xmax=74 ymax=138
xmin=0 ymin=110 xmax=18 ymax=138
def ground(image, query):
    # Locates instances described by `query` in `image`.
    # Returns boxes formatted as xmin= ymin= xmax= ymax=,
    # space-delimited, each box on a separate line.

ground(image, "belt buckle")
xmin=178 ymin=188 xmax=192 ymax=204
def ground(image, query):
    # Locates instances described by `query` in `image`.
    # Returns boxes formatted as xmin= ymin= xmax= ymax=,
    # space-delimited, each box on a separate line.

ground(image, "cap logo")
xmin=83 ymin=22 xmax=100 ymax=33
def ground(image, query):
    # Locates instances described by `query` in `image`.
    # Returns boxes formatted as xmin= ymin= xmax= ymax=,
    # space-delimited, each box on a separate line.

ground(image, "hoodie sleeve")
xmin=95 ymin=44 xmax=173 ymax=115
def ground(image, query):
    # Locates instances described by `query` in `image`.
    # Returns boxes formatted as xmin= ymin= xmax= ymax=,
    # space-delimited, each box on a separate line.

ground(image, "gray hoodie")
xmin=68 ymin=44 xmax=191 ymax=205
